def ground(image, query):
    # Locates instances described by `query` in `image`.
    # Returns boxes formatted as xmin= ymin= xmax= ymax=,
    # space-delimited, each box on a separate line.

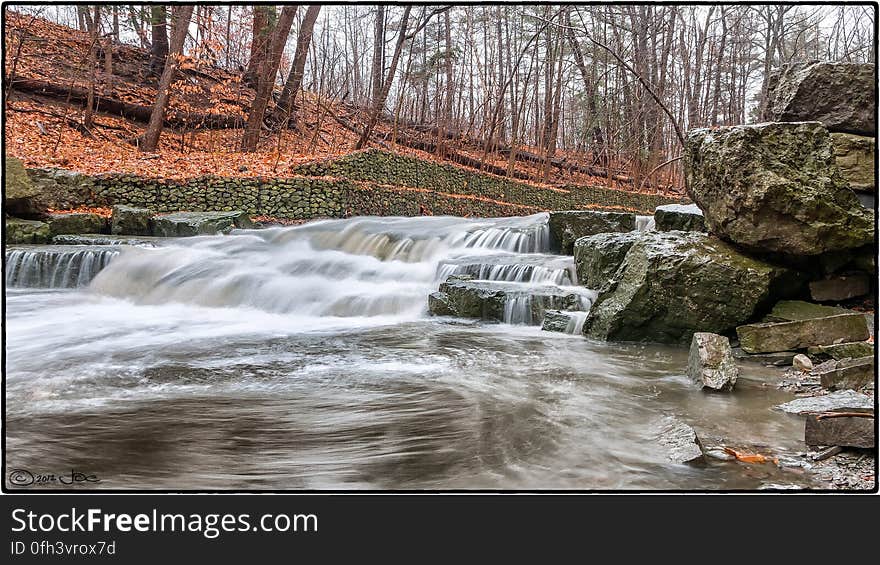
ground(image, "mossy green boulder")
xmin=5 ymin=156 xmax=46 ymax=218
xmin=5 ymin=217 xmax=51 ymax=244
xmin=830 ymin=132 xmax=875 ymax=193
xmin=47 ymin=212 xmax=107 ymax=236
xmin=548 ymin=210 xmax=636 ymax=254
xmin=583 ymin=231 xmax=802 ymax=344
xmin=685 ymin=122 xmax=874 ymax=256
xmin=573 ymin=231 xmax=641 ymax=289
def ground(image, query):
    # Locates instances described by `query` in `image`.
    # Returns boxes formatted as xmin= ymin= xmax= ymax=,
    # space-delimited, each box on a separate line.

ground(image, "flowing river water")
xmin=4 ymin=213 xmax=819 ymax=490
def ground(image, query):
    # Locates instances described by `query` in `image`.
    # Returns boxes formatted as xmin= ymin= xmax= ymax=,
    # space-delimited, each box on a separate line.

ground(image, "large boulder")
xmin=111 ymin=205 xmax=153 ymax=236
xmin=687 ymin=333 xmax=739 ymax=391
xmin=582 ymin=231 xmax=801 ymax=344
xmin=685 ymin=122 xmax=874 ymax=256
xmin=47 ymin=212 xmax=107 ymax=236
xmin=152 ymin=211 xmax=252 ymax=237
xmin=5 ymin=217 xmax=51 ymax=244
xmin=763 ymin=62 xmax=875 ymax=135
xmin=830 ymin=133 xmax=875 ymax=193
xmin=653 ymin=203 xmax=706 ymax=232
xmin=736 ymin=312 xmax=870 ymax=354
xmin=572 ymin=231 xmax=642 ymax=289
xmin=5 ymin=156 xmax=46 ymax=219
xmin=548 ymin=210 xmax=635 ymax=254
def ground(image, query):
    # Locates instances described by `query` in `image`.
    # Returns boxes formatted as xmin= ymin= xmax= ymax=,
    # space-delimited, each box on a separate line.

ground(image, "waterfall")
xmin=436 ymin=254 xmax=576 ymax=285
xmin=636 ymin=215 xmax=656 ymax=232
xmin=6 ymin=246 xmax=119 ymax=288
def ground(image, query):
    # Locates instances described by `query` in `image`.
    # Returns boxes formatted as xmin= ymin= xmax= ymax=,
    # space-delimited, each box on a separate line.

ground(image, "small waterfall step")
xmin=437 ymin=253 xmax=576 ymax=285
xmin=53 ymin=234 xmax=164 ymax=246
xmin=6 ymin=245 xmax=121 ymax=288
xmin=428 ymin=275 xmax=596 ymax=325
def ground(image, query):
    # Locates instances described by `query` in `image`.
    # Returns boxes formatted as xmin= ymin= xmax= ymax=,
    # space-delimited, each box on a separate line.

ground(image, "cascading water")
xmin=636 ymin=215 xmax=656 ymax=231
xmin=6 ymin=246 xmax=120 ymax=288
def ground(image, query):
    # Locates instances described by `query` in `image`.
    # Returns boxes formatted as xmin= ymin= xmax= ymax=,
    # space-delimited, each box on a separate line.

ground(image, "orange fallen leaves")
xmin=723 ymin=447 xmax=779 ymax=465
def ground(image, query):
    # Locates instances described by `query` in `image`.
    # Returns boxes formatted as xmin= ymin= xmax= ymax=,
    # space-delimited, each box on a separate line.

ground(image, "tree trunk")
xmin=274 ymin=5 xmax=322 ymax=122
xmin=371 ymin=5 xmax=386 ymax=100
xmin=83 ymin=6 xmax=100 ymax=130
xmin=241 ymin=6 xmax=299 ymax=152
xmin=244 ymin=6 xmax=276 ymax=87
xmin=140 ymin=5 xmax=195 ymax=152
xmin=149 ymin=6 xmax=169 ymax=76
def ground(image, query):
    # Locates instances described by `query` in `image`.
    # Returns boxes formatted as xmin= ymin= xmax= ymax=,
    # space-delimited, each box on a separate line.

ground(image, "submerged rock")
xmin=763 ymin=62 xmax=875 ymax=135
xmin=685 ymin=122 xmax=874 ymax=256
xmin=572 ymin=231 xmax=642 ymax=289
xmin=5 ymin=217 xmax=51 ymax=244
xmin=152 ymin=211 xmax=252 ymax=237
xmin=582 ymin=231 xmax=801 ymax=344
xmin=831 ymin=132 xmax=875 ymax=193
xmin=548 ymin=210 xmax=636 ymax=254
xmin=687 ymin=332 xmax=739 ymax=391
xmin=111 ymin=205 xmax=153 ymax=236
xmin=736 ymin=312 xmax=870 ymax=354
xmin=429 ymin=276 xmax=593 ymax=324
xmin=657 ymin=417 xmax=704 ymax=464
xmin=653 ymin=203 xmax=706 ymax=232
xmin=775 ymin=389 xmax=873 ymax=415
xmin=47 ymin=212 xmax=106 ymax=236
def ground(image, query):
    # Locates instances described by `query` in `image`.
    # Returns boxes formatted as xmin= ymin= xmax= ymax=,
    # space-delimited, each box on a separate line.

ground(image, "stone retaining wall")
xmin=26 ymin=149 xmax=688 ymax=218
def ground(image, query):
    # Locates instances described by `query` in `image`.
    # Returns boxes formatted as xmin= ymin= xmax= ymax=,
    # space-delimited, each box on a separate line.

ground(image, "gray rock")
xmin=427 ymin=291 xmax=454 ymax=316
xmin=657 ymin=417 xmax=704 ymax=464
xmin=47 ymin=212 xmax=106 ymax=236
xmin=687 ymin=332 xmax=739 ymax=391
xmin=736 ymin=312 xmax=870 ymax=354
xmin=765 ymin=300 xmax=852 ymax=322
xmin=654 ymin=203 xmax=706 ymax=232
xmin=684 ymin=122 xmax=874 ymax=256
xmin=805 ymin=409 xmax=875 ymax=448
xmin=5 ymin=217 xmax=51 ymax=244
xmin=705 ymin=449 xmax=735 ymax=461
xmin=831 ymin=132 xmax=875 ymax=192
xmin=763 ymin=61 xmax=875 ymax=135
xmin=111 ymin=205 xmax=153 ymax=236
xmin=817 ymin=356 xmax=874 ymax=391
xmin=732 ymin=348 xmax=799 ymax=366
xmin=583 ymin=231 xmax=801 ymax=344
xmin=775 ymin=390 xmax=873 ymax=414
xmin=809 ymin=274 xmax=871 ymax=302
xmin=548 ymin=210 xmax=636 ymax=254
xmin=152 ymin=211 xmax=250 ymax=237
xmin=5 ymin=156 xmax=45 ymax=219
xmin=807 ymin=341 xmax=874 ymax=360
xmin=792 ymin=354 xmax=814 ymax=372
xmin=572 ymin=231 xmax=642 ymax=289
xmin=540 ymin=310 xmax=586 ymax=333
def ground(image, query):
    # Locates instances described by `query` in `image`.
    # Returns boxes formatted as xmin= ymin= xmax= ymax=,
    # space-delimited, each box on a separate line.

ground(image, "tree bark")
xmin=243 ymin=6 xmax=276 ymax=88
xmin=83 ymin=6 xmax=100 ymax=130
xmin=149 ymin=5 xmax=169 ymax=76
xmin=370 ymin=5 xmax=386 ymax=100
xmin=274 ymin=5 xmax=322 ymax=122
xmin=140 ymin=5 xmax=195 ymax=152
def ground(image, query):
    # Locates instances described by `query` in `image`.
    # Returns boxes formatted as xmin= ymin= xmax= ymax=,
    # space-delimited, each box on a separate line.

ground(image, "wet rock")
xmin=583 ymin=231 xmax=801 ymax=344
xmin=541 ymin=310 xmax=577 ymax=333
xmin=807 ymin=341 xmax=874 ymax=360
xmin=732 ymin=348 xmax=798 ymax=366
xmin=657 ymin=417 xmax=704 ymax=464
xmin=687 ymin=332 xmax=739 ymax=391
xmin=111 ymin=205 xmax=153 ymax=236
xmin=47 ymin=212 xmax=106 ymax=236
xmin=684 ymin=122 xmax=874 ymax=256
xmin=5 ymin=217 xmax=51 ymax=244
xmin=817 ymin=356 xmax=874 ymax=391
xmin=653 ymin=203 xmax=706 ymax=232
xmin=572 ymin=231 xmax=641 ymax=289
xmin=52 ymin=233 xmax=162 ymax=246
xmin=438 ymin=253 xmax=576 ymax=285
xmin=548 ymin=210 xmax=636 ymax=254
xmin=152 ymin=211 xmax=250 ymax=237
xmin=705 ymin=448 xmax=735 ymax=461
xmin=764 ymin=300 xmax=851 ymax=323
xmin=736 ymin=312 xmax=870 ymax=354
xmin=792 ymin=354 xmax=813 ymax=372
xmin=805 ymin=409 xmax=875 ymax=449
xmin=5 ymin=156 xmax=46 ymax=219
xmin=831 ymin=132 xmax=875 ymax=193
xmin=763 ymin=62 xmax=875 ymax=135
xmin=809 ymin=274 xmax=871 ymax=302
xmin=776 ymin=389 xmax=873 ymax=415
xmin=430 ymin=276 xmax=593 ymax=324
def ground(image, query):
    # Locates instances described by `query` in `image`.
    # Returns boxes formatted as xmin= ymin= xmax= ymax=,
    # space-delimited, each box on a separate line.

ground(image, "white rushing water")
xmin=6 ymin=246 xmax=120 ymax=288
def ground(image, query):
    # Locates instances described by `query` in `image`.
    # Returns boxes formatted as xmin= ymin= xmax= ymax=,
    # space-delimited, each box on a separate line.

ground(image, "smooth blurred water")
xmin=4 ymin=214 xmax=817 ymax=490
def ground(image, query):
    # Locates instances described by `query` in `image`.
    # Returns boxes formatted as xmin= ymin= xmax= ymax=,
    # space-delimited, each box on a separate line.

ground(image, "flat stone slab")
xmin=548 ymin=210 xmax=636 ymax=254
xmin=657 ymin=417 xmax=704 ymax=464
xmin=47 ymin=212 xmax=106 ymax=236
xmin=732 ymin=348 xmax=798 ymax=366
xmin=809 ymin=274 xmax=871 ymax=302
xmin=152 ymin=211 xmax=253 ymax=237
xmin=808 ymin=341 xmax=874 ymax=360
xmin=53 ymin=233 xmax=164 ymax=246
xmin=817 ymin=357 xmax=874 ymax=391
xmin=776 ymin=390 xmax=874 ymax=415
xmin=737 ymin=312 xmax=870 ymax=354
xmin=765 ymin=300 xmax=851 ymax=322
xmin=653 ymin=203 xmax=706 ymax=232
xmin=805 ymin=409 xmax=875 ymax=448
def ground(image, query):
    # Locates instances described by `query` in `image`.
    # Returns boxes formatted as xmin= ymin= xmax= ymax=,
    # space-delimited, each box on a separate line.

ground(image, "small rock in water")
xmin=705 ymin=448 xmax=735 ymax=461
xmin=792 ymin=354 xmax=813 ymax=372
xmin=687 ymin=332 xmax=739 ymax=391
xmin=657 ymin=417 xmax=704 ymax=464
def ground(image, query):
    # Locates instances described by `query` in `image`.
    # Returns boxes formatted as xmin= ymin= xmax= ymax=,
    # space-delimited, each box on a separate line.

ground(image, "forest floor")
xmin=4 ymin=11 xmax=682 ymax=196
